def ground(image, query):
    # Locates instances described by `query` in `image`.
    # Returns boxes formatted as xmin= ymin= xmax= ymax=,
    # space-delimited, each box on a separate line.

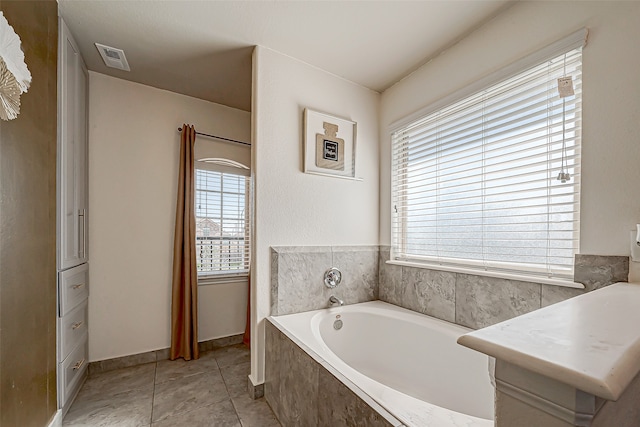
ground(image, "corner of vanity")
xmin=458 ymin=282 xmax=640 ymax=427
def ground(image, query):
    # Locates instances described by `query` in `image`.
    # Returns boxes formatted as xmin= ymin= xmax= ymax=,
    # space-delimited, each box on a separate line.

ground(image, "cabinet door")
xmin=76 ymin=56 xmax=88 ymax=263
xmin=58 ymin=20 xmax=88 ymax=270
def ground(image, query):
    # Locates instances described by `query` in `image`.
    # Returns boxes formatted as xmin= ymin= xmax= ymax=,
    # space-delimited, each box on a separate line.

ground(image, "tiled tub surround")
xmin=379 ymin=248 xmax=629 ymax=329
xmin=270 ymin=245 xmax=379 ymax=315
xmin=265 ymin=320 xmax=396 ymax=427
xmin=266 ymin=302 xmax=495 ymax=427
xmin=265 ymin=247 xmax=627 ymax=426
xmin=271 ymin=245 xmax=628 ymax=324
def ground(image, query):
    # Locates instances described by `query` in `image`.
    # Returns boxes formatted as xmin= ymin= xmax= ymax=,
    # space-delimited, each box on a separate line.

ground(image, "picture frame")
xmin=303 ymin=108 xmax=358 ymax=180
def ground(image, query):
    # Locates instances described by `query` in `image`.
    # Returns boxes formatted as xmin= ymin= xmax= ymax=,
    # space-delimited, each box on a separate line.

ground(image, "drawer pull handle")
xmin=72 ymin=358 xmax=85 ymax=371
xmin=71 ymin=321 xmax=84 ymax=330
xmin=71 ymin=283 xmax=85 ymax=290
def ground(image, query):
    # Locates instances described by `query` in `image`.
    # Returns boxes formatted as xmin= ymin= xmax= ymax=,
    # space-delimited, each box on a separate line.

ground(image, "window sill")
xmin=386 ymin=260 xmax=585 ymax=289
xmin=197 ymin=274 xmax=249 ymax=287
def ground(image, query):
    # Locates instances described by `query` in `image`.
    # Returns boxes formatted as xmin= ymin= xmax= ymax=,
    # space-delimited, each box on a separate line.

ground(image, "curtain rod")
xmin=177 ymin=127 xmax=251 ymax=147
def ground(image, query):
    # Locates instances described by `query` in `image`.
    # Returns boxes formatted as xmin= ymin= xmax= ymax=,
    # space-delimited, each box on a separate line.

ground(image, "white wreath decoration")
xmin=0 ymin=12 xmax=31 ymax=121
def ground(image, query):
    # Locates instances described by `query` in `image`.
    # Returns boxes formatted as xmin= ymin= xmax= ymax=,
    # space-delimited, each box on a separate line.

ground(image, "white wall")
xmin=380 ymin=1 xmax=640 ymax=280
xmin=251 ymin=47 xmax=380 ymax=383
xmin=88 ymin=72 xmax=250 ymax=361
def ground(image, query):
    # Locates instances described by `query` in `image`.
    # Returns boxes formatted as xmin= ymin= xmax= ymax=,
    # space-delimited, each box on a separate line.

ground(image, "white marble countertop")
xmin=457 ymin=282 xmax=640 ymax=401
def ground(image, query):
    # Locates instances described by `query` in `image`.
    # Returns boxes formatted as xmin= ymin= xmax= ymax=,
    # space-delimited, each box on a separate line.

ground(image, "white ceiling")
xmin=58 ymin=0 xmax=514 ymax=112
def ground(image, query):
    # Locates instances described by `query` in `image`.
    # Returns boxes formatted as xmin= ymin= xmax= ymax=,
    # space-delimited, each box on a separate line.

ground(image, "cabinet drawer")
xmin=59 ymin=263 xmax=89 ymax=316
xmin=58 ymin=301 xmax=88 ymax=361
xmin=59 ymin=335 xmax=88 ymax=408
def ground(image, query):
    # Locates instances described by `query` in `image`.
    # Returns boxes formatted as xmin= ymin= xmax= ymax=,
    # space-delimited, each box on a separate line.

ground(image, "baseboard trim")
xmin=47 ymin=409 xmax=62 ymax=427
xmin=248 ymin=375 xmax=264 ymax=399
xmin=88 ymin=333 xmax=245 ymax=375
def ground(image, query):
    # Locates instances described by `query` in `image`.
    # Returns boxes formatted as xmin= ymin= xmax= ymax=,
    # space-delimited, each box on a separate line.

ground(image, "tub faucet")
xmin=329 ymin=295 xmax=344 ymax=307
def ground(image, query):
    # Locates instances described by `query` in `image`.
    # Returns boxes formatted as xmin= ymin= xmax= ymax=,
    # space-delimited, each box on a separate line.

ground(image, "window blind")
xmin=391 ymin=46 xmax=582 ymax=281
xmin=195 ymin=168 xmax=250 ymax=276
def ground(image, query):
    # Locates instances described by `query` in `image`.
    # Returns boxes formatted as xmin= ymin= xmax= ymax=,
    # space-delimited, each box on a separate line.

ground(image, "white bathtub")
xmin=269 ymin=301 xmax=494 ymax=427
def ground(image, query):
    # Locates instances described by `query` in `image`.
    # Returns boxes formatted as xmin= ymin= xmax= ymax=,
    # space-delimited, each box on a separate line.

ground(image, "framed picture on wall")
xmin=303 ymin=108 xmax=358 ymax=180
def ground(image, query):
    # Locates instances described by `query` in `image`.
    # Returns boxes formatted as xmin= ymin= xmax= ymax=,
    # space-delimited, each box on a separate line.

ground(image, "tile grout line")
xmin=149 ymin=360 xmax=158 ymax=425
xmin=218 ymin=361 xmax=245 ymax=426
xmin=151 ymin=355 xmax=215 ymax=424
xmin=152 ymin=350 xmax=248 ymax=426
xmin=229 ymin=399 xmax=246 ymax=426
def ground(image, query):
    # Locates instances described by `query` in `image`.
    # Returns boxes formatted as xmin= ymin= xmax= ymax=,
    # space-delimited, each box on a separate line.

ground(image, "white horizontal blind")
xmin=391 ymin=47 xmax=582 ymax=280
xmin=195 ymin=168 xmax=250 ymax=276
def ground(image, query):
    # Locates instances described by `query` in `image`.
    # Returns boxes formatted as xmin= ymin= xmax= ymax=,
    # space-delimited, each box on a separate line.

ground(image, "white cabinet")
xmin=59 ymin=332 xmax=88 ymax=409
xmin=58 ymin=18 xmax=88 ymax=271
xmin=57 ymin=263 xmax=89 ymax=410
xmin=58 ymin=263 xmax=89 ymax=318
xmin=58 ymin=299 xmax=88 ymax=361
xmin=57 ymin=17 xmax=89 ymax=416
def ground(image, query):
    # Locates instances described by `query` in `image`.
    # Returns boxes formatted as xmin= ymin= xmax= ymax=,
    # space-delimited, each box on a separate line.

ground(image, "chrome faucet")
xmin=329 ymin=295 xmax=344 ymax=307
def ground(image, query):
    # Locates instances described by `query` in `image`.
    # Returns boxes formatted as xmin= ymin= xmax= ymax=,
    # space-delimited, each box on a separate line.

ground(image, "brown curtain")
xmin=243 ymin=274 xmax=251 ymax=348
xmin=170 ymin=124 xmax=199 ymax=360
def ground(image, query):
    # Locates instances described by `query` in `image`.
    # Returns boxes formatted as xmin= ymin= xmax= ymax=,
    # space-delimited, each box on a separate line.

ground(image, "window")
xmin=391 ymin=36 xmax=583 ymax=282
xmin=195 ymin=168 xmax=250 ymax=278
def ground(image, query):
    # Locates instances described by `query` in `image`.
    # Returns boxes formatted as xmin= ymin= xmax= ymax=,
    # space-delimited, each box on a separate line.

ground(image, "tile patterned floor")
xmin=63 ymin=344 xmax=281 ymax=427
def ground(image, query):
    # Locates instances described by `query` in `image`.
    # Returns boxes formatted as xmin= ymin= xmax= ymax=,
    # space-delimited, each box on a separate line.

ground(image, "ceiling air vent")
xmin=95 ymin=43 xmax=130 ymax=71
